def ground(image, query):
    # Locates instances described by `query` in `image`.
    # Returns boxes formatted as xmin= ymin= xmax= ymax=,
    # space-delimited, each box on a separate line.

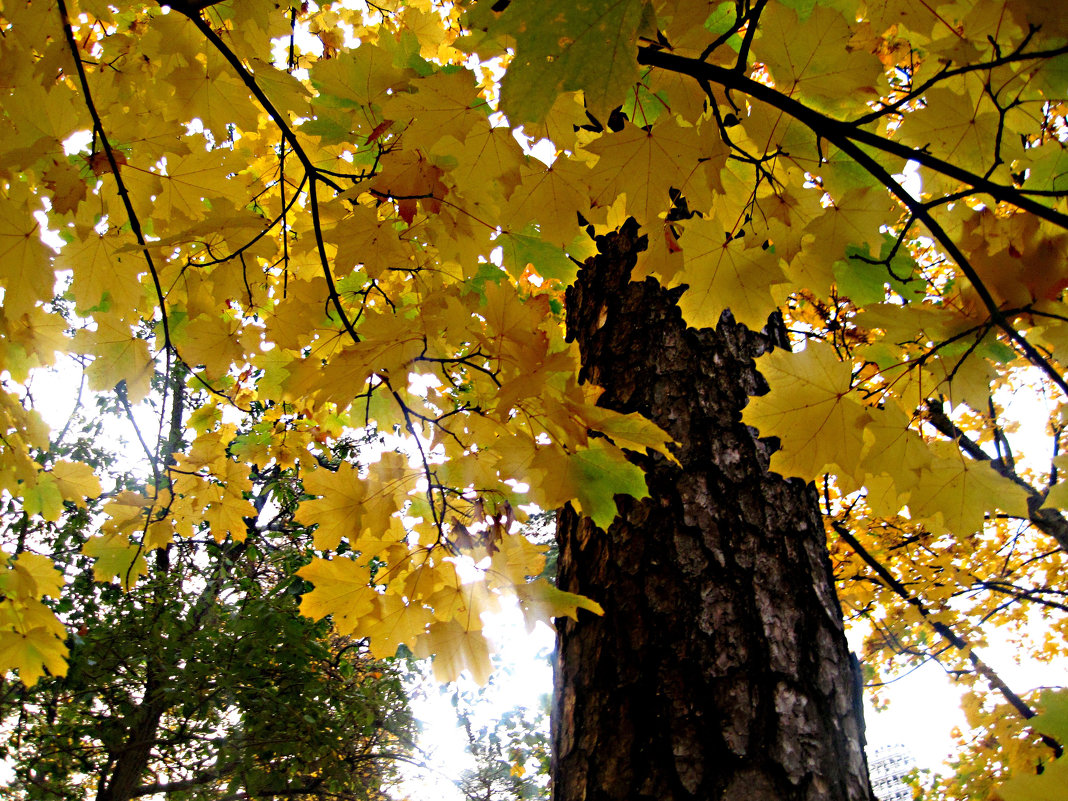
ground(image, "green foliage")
xmin=457 ymin=697 xmax=550 ymax=801
xmin=461 ymin=0 xmax=649 ymax=122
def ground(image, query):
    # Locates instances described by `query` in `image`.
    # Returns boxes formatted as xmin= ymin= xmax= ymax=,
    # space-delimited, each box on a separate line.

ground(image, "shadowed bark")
xmin=552 ymin=219 xmax=873 ymax=801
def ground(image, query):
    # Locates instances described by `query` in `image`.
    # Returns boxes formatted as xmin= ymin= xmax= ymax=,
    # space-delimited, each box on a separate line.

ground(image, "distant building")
xmin=868 ymin=743 xmax=917 ymax=801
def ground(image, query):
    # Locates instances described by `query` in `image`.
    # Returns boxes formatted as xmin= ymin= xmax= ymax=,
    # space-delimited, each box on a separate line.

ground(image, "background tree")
xmin=0 ymin=382 xmax=416 ymax=801
xmin=0 ymin=1 xmax=1066 ymax=799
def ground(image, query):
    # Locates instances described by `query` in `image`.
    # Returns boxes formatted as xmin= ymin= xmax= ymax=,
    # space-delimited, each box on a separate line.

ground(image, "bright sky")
xmin=399 ymin=604 xmax=554 ymax=800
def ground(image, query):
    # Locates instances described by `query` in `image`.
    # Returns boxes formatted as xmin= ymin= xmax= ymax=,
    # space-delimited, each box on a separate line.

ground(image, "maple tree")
xmin=1 ymin=0 xmax=1067 ymax=798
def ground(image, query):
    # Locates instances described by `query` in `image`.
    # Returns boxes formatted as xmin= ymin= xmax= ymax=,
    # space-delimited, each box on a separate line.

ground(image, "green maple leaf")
xmin=833 ymin=236 xmax=926 ymax=307
xmin=22 ymin=475 xmax=64 ymax=522
xmin=572 ymin=443 xmax=649 ymax=528
xmin=497 ymin=225 xmax=578 ymax=282
xmin=462 ymin=0 xmax=650 ymax=123
xmin=535 ymin=441 xmax=649 ymax=529
xmin=82 ymin=533 xmax=149 ymax=590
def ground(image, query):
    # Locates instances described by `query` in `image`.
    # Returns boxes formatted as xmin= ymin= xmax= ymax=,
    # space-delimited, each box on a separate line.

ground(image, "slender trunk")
xmin=97 ymin=682 xmax=167 ymax=801
xmin=552 ymin=220 xmax=873 ymax=801
xmin=96 ymin=362 xmax=189 ymax=801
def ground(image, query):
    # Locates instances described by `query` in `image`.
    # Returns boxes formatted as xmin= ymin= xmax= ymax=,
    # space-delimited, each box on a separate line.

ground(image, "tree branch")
xmin=637 ymin=46 xmax=1068 ymax=399
xmin=177 ymin=9 xmax=363 ymax=345
xmin=925 ymin=400 xmax=1068 ymax=551
xmin=832 ymin=521 xmax=1062 ymax=756
xmin=58 ymin=0 xmax=172 ymax=356
xmin=636 ymin=46 xmax=1068 ymax=230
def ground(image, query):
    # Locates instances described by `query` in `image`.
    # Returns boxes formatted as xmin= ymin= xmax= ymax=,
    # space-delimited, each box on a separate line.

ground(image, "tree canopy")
xmin=1 ymin=0 xmax=1067 ymax=797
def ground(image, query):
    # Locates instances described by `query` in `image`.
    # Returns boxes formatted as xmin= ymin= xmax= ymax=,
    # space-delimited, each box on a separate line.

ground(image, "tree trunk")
xmin=552 ymin=220 xmax=873 ymax=801
xmin=96 ymin=685 xmax=167 ymax=801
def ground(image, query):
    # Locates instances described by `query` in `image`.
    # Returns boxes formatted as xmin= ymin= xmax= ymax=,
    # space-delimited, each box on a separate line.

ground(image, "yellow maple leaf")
xmin=175 ymin=313 xmax=246 ymax=381
xmin=758 ymin=4 xmax=883 ymax=111
xmin=1 ymin=552 xmax=36 ymax=601
xmin=99 ymin=490 xmax=154 ymax=537
xmin=896 ymin=85 xmax=1004 ymax=172
xmin=50 ymin=459 xmax=103 ymax=507
xmin=296 ymin=463 xmax=367 ymax=550
xmin=205 ymin=492 xmax=254 ymax=543
xmin=514 ymin=578 xmax=604 ymax=632
xmin=363 ymin=592 xmax=434 ymax=660
xmin=585 ymin=118 xmax=721 ymax=228
xmin=1 ymin=307 xmax=69 ymax=381
xmin=365 ymin=148 xmax=449 ymax=224
xmin=528 ymin=440 xmax=649 ymax=530
xmin=743 ymin=342 xmax=874 ymax=484
xmin=1 ymin=79 xmax=83 ymax=171
xmin=791 ymin=187 xmax=898 ymax=290
xmin=906 ymin=443 xmax=1030 ymax=535
xmin=309 ymin=38 xmax=414 ymax=119
xmin=517 ymin=90 xmax=588 ymax=153
xmin=382 ymin=69 xmax=490 ymax=151
xmin=414 ymin=618 xmax=492 ymax=684
xmin=330 ymin=204 xmax=414 ymax=279
xmin=248 ymin=56 xmax=313 ymax=119
xmin=144 ymin=518 xmax=176 ymax=551
xmin=350 ymin=509 xmax=410 ymax=569
xmin=676 ymin=214 xmax=789 ymax=330
xmin=0 ymin=187 xmax=54 ymax=319
xmin=857 ymin=405 xmax=933 ymax=515
xmin=0 ymin=626 xmax=69 ymax=686
xmin=11 ymin=552 xmax=64 ymax=599
xmin=0 ymin=593 xmax=66 ymax=639
xmin=500 ymin=156 xmax=591 ymax=247
xmin=426 ymin=579 xmax=499 ymax=627
xmin=431 ymin=124 xmax=526 ymax=216
xmin=1041 ymin=454 xmax=1068 ymax=510
xmin=488 ymin=533 xmax=548 ymax=585
xmin=168 ymin=66 xmax=261 ymax=141
xmin=574 ymin=405 xmax=679 ymax=464
xmin=56 ymin=227 xmax=147 ymax=315
xmin=73 ymin=312 xmax=155 ymax=402
xmin=297 ymin=556 xmax=377 ymax=636
xmin=154 ymin=147 xmax=247 ymax=222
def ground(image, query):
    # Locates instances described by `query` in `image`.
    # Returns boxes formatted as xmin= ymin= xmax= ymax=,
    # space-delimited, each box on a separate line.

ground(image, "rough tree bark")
xmin=552 ymin=220 xmax=873 ymax=801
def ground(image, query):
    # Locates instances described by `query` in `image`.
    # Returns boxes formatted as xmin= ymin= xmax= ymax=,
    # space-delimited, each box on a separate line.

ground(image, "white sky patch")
xmin=400 ymin=601 xmax=555 ymax=800
xmin=862 ymin=660 xmax=969 ymax=772
xmin=63 ymin=129 xmax=94 ymax=154
xmin=519 ymin=133 xmax=558 ymax=167
xmin=993 ymin=365 xmax=1063 ymax=473
xmin=25 ymin=355 xmax=167 ymax=489
xmin=893 ymin=159 xmax=923 ymax=201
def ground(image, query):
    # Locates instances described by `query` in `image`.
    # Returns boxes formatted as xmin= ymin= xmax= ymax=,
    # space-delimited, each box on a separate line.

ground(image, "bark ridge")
xmin=552 ymin=219 xmax=873 ymax=801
